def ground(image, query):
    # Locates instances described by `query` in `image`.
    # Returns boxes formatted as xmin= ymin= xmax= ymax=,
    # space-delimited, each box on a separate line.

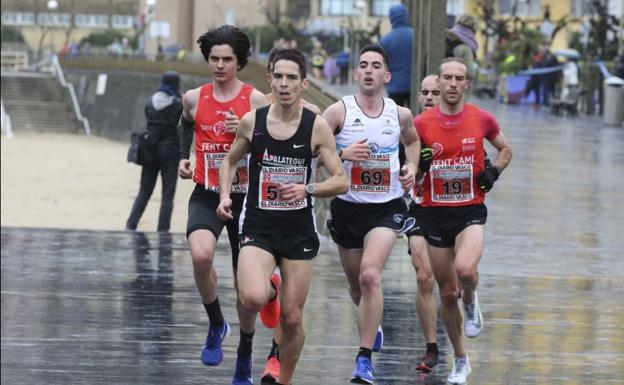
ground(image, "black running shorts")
xmin=186 ymin=184 xmax=245 ymax=269
xmin=421 ymin=204 xmax=487 ymax=248
xmin=239 ymin=232 xmax=320 ymax=264
xmin=327 ymin=197 xmax=410 ymax=249
xmin=405 ymin=201 xmax=426 ymax=237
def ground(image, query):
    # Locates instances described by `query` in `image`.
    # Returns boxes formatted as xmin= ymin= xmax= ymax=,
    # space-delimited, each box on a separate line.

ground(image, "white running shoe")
xmin=462 ymin=291 xmax=483 ymax=338
xmin=447 ymin=355 xmax=471 ymax=385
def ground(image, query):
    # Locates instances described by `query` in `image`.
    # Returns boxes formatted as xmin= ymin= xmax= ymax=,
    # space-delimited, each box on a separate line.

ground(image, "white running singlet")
xmin=335 ymin=95 xmax=403 ymax=204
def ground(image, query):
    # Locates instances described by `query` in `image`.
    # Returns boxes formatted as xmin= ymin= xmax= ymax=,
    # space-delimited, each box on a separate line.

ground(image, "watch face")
xmin=306 ymin=184 xmax=314 ymax=194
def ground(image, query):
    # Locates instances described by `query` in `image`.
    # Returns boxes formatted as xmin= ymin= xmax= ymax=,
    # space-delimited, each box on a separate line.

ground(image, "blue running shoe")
xmin=351 ymin=356 xmax=375 ymax=384
xmin=200 ymin=321 xmax=230 ymax=366
xmin=372 ymin=326 xmax=383 ymax=353
xmin=231 ymin=355 xmax=253 ymax=385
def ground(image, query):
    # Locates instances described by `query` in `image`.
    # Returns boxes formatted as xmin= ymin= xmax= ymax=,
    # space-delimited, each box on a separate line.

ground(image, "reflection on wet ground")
xmin=2 ymin=101 xmax=624 ymax=384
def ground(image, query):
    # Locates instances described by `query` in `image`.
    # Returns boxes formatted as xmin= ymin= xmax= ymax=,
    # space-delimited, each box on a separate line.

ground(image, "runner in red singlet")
xmin=175 ymin=25 xmax=268 ymax=383
xmin=414 ymin=58 xmax=512 ymax=385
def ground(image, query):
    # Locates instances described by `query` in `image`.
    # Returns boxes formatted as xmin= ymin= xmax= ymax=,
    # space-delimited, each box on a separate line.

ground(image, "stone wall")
xmin=65 ymin=69 xmax=209 ymax=142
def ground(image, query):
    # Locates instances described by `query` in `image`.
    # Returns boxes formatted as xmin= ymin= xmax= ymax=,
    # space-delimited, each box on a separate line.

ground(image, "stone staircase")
xmin=1 ymin=72 xmax=81 ymax=133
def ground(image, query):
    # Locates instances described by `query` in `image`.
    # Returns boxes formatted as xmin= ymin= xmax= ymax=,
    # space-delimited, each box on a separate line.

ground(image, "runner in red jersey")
xmin=175 ymin=25 xmax=268 ymax=383
xmin=413 ymin=58 xmax=512 ymax=385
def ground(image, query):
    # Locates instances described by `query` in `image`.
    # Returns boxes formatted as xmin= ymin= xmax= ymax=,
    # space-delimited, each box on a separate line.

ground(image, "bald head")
xmin=418 ymin=74 xmax=441 ymax=111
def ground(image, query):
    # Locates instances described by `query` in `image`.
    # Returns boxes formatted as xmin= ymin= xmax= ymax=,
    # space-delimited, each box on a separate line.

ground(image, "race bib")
xmin=204 ymin=152 xmax=248 ymax=193
xmin=412 ymin=179 xmax=424 ymax=204
xmin=259 ymin=166 xmax=307 ymax=210
xmin=351 ymin=154 xmax=391 ymax=192
xmin=430 ymin=163 xmax=473 ymax=203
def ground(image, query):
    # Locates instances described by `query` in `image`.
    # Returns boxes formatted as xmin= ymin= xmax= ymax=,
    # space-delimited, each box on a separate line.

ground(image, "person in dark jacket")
xmin=126 ymin=71 xmax=183 ymax=232
xmin=380 ymin=3 xmax=413 ymax=108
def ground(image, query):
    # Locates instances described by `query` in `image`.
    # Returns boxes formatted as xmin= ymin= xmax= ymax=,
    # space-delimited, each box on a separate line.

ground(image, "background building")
xmin=1 ymin=0 xmax=621 ymax=59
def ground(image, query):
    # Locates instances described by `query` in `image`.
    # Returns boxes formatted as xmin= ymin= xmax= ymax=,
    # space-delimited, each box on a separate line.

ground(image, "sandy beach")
xmin=1 ymin=132 xmax=195 ymax=233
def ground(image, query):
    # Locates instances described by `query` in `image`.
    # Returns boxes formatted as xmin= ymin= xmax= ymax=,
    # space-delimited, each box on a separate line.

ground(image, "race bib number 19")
xmin=259 ymin=166 xmax=307 ymax=210
xmin=351 ymin=154 xmax=391 ymax=192
xmin=204 ymin=152 xmax=248 ymax=193
xmin=430 ymin=163 xmax=473 ymax=203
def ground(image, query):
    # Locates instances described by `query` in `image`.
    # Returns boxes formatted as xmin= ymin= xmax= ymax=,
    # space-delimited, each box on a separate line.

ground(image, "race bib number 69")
xmin=351 ymin=154 xmax=391 ymax=192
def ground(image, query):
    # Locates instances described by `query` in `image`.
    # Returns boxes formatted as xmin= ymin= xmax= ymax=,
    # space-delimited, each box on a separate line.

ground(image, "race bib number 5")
xmin=204 ymin=152 xmax=248 ymax=193
xmin=430 ymin=163 xmax=473 ymax=203
xmin=351 ymin=154 xmax=391 ymax=192
xmin=259 ymin=166 xmax=307 ymax=210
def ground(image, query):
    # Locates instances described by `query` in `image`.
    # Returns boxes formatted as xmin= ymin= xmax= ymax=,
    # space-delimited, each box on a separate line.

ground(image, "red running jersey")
xmin=414 ymin=104 xmax=500 ymax=207
xmin=193 ymin=83 xmax=254 ymax=193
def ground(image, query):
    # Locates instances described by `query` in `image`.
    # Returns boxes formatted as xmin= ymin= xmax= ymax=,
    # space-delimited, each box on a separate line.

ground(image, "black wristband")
xmin=177 ymin=117 xmax=194 ymax=160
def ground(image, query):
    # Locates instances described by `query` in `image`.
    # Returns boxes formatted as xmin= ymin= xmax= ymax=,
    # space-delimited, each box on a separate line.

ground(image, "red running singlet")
xmin=193 ymin=83 xmax=254 ymax=193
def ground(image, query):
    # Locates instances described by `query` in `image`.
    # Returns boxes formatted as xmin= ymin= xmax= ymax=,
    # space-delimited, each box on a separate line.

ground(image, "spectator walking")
xmin=379 ymin=3 xmax=414 ymax=108
xmin=126 ymin=71 xmax=183 ymax=232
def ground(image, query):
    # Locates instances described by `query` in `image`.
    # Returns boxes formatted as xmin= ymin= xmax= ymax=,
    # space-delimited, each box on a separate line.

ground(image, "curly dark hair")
xmin=196 ymin=25 xmax=251 ymax=69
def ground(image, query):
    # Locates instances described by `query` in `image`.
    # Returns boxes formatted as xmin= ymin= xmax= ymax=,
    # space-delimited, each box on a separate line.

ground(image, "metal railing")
xmin=50 ymin=54 xmax=91 ymax=135
xmin=1 ymin=98 xmax=14 ymax=138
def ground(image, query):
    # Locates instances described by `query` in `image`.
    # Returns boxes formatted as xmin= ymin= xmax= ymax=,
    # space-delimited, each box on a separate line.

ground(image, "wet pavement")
xmin=2 ymin=100 xmax=624 ymax=384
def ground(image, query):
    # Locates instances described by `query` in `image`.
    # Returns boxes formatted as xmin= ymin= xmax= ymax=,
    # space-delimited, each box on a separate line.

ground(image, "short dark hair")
xmin=438 ymin=57 xmax=468 ymax=76
xmin=267 ymin=47 xmax=283 ymax=73
xmin=196 ymin=25 xmax=251 ymax=69
xmin=272 ymin=49 xmax=307 ymax=79
xmin=358 ymin=44 xmax=389 ymax=67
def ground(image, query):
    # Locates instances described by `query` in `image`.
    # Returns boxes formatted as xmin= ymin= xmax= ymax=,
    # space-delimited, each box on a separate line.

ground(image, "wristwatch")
xmin=305 ymin=183 xmax=315 ymax=196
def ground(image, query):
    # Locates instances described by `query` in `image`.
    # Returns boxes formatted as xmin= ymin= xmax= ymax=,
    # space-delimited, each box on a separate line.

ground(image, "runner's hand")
xmin=225 ymin=108 xmax=239 ymax=135
xmin=341 ymin=139 xmax=370 ymax=161
xmin=399 ymin=164 xmax=416 ymax=192
xmin=178 ymin=159 xmax=193 ymax=179
xmin=418 ymin=147 xmax=433 ymax=172
xmin=217 ymin=197 xmax=233 ymax=220
xmin=278 ymin=183 xmax=305 ymax=203
xmin=477 ymin=164 xmax=501 ymax=192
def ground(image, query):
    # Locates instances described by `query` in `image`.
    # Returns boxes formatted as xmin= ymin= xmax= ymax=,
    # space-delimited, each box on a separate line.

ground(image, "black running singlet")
xmin=240 ymin=106 xmax=317 ymax=235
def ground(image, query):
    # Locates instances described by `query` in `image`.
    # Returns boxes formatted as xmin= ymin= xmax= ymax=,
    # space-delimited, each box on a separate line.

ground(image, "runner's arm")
xmin=487 ymin=131 xmax=512 ymax=172
xmin=310 ymin=116 xmax=349 ymax=197
xmin=218 ymin=111 xmax=253 ymax=201
xmin=178 ymin=89 xmax=199 ymax=179
xmin=481 ymin=111 xmax=512 ymax=172
xmin=399 ymin=107 xmax=421 ymax=190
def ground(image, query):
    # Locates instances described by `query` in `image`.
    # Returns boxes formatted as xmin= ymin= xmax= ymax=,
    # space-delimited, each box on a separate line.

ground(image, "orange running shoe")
xmin=260 ymin=356 xmax=280 ymax=384
xmin=260 ymin=272 xmax=281 ymax=329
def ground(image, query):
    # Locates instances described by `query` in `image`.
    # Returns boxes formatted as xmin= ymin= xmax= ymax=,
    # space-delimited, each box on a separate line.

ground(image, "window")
xmin=497 ymin=0 xmax=541 ymax=17
xmin=75 ymin=14 xmax=109 ymax=28
xmin=111 ymin=15 xmax=135 ymax=29
xmin=1 ymin=12 xmax=35 ymax=26
xmin=321 ymin=0 xmax=365 ymax=16
xmin=573 ymin=0 xmax=623 ymax=17
xmin=36 ymin=12 xmax=71 ymax=27
xmin=447 ymin=0 xmax=465 ymax=16
xmin=372 ymin=0 xmax=401 ymax=16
